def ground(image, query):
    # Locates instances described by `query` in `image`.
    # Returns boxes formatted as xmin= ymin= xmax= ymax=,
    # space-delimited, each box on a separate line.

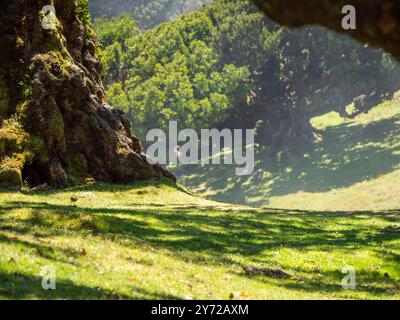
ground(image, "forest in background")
xmin=94 ymin=0 xmax=400 ymax=149
xmin=91 ymin=0 xmax=400 ymax=209
xmin=89 ymin=0 xmax=210 ymax=28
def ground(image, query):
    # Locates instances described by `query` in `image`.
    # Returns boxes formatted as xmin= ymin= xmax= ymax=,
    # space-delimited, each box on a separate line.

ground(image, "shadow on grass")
xmin=173 ymin=114 xmax=400 ymax=204
xmin=0 ymin=231 xmax=87 ymax=264
xmin=265 ymin=116 xmax=400 ymax=197
xmin=0 ymin=271 xmax=180 ymax=300
xmin=2 ymin=200 xmax=399 ymax=262
xmin=233 ymin=265 xmax=398 ymax=298
xmin=10 ymin=178 xmax=192 ymax=196
xmin=1 ymin=184 xmax=399 ymax=298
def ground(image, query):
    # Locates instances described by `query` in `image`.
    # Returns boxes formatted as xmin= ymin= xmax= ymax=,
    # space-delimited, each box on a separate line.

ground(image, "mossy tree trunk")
xmin=0 ymin=0 xmax=174 ymax=188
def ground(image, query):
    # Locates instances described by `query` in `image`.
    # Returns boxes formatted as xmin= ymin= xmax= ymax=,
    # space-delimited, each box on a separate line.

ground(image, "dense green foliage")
xmin=96 ymin=0 xmax=400 ymax=145
xmin=95 ymin=11 xmax=252 ymax=138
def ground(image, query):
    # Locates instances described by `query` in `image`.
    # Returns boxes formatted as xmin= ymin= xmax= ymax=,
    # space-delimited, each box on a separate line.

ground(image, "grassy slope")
xmin=173 ymin=98 xmax=400 ymax=211
xmin=0 ymin=180 xmax=399 ymax=299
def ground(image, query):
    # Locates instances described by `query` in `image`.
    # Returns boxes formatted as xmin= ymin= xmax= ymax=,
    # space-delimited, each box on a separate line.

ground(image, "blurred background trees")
xmin=90 ymin=0 xmax=210 ymax=28
xmin=93 ymin=0 xmax=400 ymax=147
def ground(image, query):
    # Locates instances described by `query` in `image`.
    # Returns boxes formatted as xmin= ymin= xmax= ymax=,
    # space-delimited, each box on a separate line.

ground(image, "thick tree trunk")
xmin=0 ymin=0 xmax=175 ymax=188
xmin=253 ymin=0 xmax=400 ymax=62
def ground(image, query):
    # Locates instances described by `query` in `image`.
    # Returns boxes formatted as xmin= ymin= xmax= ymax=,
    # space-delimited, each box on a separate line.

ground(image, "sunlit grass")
xmin=174 ymin=97 xmax=400 ymax=211
xmin=311 ymin=98 xmax=400 ymax=130
xmin=0 ymin=180 xmax=399 ymax=299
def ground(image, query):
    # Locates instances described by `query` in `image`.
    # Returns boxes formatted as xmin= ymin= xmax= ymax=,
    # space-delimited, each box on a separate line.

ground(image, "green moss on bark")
xmin=0 ymin=76 xmax=9 ymax=119
xmin=67 ymin=153 xmax=89 ymax=185
xmin=0 ymin=0 xmax=174 ymax=189
xmin=0 ymin=120 xmax=29 ymax=188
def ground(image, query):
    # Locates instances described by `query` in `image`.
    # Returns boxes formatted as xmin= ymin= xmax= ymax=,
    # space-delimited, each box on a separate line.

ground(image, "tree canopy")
xmin=90 ymin=0 xmax=210 ymax=28
xmin=96 ymin=0 xmax=400 ymax=146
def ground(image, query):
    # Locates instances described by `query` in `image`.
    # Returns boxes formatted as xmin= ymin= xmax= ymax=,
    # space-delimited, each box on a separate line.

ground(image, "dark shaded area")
xmin=253 ymin=0 xmax=400 ymax=62
xmin=22 ymin=161 xmax=48 ymax=187
xmin=0 ymin=269 xmax=179 ymax=300
xmin=0 ymin=271 xmax=120 ymax=300
xmin=174 ymin=108 xmax=400 ymax=204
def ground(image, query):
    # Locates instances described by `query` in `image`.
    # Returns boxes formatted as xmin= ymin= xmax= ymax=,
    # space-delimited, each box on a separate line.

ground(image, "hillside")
xmin=0 ymin=180 xmax=399 ymax=299
xmin=1 ymin=0 xmax=400 ymax=303
xmin=173 ymin=97 xmax=400 ymax=211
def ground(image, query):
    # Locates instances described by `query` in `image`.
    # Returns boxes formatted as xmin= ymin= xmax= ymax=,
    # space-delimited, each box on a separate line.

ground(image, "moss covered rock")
xmin=0 ymin=0 xmax=175 ymax=188
xmin=0 ymin=77 xmax=9 ymax=119
xmin=0 ymin=157 xmax=23 ymax=188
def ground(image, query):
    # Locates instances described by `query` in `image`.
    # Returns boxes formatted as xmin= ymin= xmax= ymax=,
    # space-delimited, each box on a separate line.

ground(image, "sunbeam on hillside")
xmin=173 ymin=97 xmax=400 ymax=211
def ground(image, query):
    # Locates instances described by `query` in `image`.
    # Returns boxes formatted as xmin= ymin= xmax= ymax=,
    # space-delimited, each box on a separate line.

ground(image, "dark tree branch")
xmin=253 ymin=0 xmax=400 ymax=61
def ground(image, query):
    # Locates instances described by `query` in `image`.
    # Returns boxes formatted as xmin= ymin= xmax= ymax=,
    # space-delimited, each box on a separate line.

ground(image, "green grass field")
xmin=0 ymin=180 xmax=399 ymax=299
xmin=173 ymin=97 xmax=400 ymax=211
xmin=1 ymin=98 xmax=400 ymax=300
